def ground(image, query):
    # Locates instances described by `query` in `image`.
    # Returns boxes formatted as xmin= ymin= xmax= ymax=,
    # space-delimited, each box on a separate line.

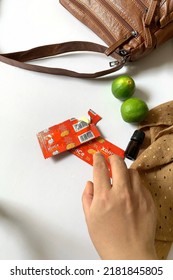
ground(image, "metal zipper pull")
xmin=105 ymin=30 xmax=138 ymax=56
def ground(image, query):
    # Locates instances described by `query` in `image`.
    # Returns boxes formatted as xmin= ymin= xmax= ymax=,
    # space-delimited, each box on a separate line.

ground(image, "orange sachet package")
xmin=37 ymin=109 xmax=125 ymax=177
xmin=37 ymin=109 xmax=102 ymax=159
xmin=71 ymin=137 xmax=124 ymax=176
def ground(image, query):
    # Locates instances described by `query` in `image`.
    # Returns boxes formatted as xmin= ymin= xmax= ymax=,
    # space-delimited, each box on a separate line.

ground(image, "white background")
xmin=0 ymin=0 xmax=173 ymax=260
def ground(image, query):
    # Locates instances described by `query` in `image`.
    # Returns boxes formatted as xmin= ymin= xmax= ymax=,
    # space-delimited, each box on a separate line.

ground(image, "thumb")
xmin=82 ymin=181 xmax=94 ymax=219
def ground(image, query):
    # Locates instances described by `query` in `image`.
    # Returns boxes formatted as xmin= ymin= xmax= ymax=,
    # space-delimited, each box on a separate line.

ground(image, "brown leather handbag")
xmin=0 ymin=0 xmax=173 ymax=78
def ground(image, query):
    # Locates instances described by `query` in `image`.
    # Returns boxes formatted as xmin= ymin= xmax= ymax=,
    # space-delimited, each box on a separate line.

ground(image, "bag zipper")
xmin=135 ymin=0 xmax=148 ymax=12
xmin=98 ymin=0 xmax=135 ymax=32
xmin=72 ymin=0 xmax=138 ymax=57
xmin=97 ymin=0 xmax=139 ymax=56
xmin=73 ymin=0 xmax=116 ymax=44
xmin=105 ymin=30 xmax=137 ymax=56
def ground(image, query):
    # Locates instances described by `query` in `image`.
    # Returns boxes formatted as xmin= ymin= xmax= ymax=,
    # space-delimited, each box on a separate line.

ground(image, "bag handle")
xmin=0 ymin=41 xmax=125 ymax=78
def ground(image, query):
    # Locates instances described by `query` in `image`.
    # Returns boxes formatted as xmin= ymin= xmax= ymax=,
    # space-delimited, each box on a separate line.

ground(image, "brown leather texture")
xmin=60 ymin=0 xmax=173 ymax=61
xmin=0 ymin=1 xmax=173 ymax=78
xmin=0 ymin=41 xmax=125 ymax=78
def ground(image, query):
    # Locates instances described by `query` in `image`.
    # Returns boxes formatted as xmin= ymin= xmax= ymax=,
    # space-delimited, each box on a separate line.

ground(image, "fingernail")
xmin=108 ymin=154 xmax=120 ymax=162
xmin=94 ymin=151 xmax=103 ymax=157
xmin=93 ymin=151 xmax=103 ymax=161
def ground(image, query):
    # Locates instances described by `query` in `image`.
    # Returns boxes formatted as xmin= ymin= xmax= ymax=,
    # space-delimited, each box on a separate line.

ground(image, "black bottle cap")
xmin=131 ymin=130 xmax=145 ymax=144
xmin=125 ymin=130 xmax=145 ymax=161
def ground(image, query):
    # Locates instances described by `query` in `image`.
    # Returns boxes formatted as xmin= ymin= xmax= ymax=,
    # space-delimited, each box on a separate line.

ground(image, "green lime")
xmin=111 ymin=75 xmax=135 ymax=101
xmin=121 ymin=97 xmax=149 ymax=123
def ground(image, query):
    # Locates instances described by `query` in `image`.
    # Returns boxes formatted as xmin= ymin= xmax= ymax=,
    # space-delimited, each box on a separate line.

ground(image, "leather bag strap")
xmin=0 ymin=41 xmax=125 ymax=78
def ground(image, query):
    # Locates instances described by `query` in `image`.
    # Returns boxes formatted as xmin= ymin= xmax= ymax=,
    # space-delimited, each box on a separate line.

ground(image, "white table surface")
xmin=0 ymin=0 xmax=173 ymax=260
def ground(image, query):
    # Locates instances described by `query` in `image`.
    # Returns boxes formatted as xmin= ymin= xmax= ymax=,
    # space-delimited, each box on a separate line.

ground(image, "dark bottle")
xmin=125 ymin=130 xmax=145 ymax=160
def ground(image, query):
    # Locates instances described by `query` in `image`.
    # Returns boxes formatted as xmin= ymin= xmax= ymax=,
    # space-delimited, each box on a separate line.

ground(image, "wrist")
xmin=99 ymin=246 xmax=158 ymax=260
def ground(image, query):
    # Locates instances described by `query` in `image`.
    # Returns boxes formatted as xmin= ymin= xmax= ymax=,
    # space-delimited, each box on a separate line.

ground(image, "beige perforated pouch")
xmin=131 ymin=101 xmax=173 ymax=259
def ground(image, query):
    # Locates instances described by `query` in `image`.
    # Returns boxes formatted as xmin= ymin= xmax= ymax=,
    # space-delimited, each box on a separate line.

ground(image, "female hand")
xmin=82 ymin=152 xmax=157 ymax=259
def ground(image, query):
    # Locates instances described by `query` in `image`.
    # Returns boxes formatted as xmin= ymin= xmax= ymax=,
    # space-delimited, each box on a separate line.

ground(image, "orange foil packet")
xmin=71 ymin=137 xmax=125 ymax=176
xmin=37 ymin=110 xmax=102 ymax=159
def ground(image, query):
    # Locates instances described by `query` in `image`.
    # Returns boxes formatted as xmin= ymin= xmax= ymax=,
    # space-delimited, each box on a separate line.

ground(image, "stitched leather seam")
xmin=108 ymin=1 xmax=141 ymax=33
xmin=96 ymin=1 xmax=130 ymax=45
xmin=132 ymin=0 xmax=147 ymax=14
xmin=74 ymin=0 xmax=118 ymax=41
xmin=61 ymin=0 xmax=116 ymax=44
